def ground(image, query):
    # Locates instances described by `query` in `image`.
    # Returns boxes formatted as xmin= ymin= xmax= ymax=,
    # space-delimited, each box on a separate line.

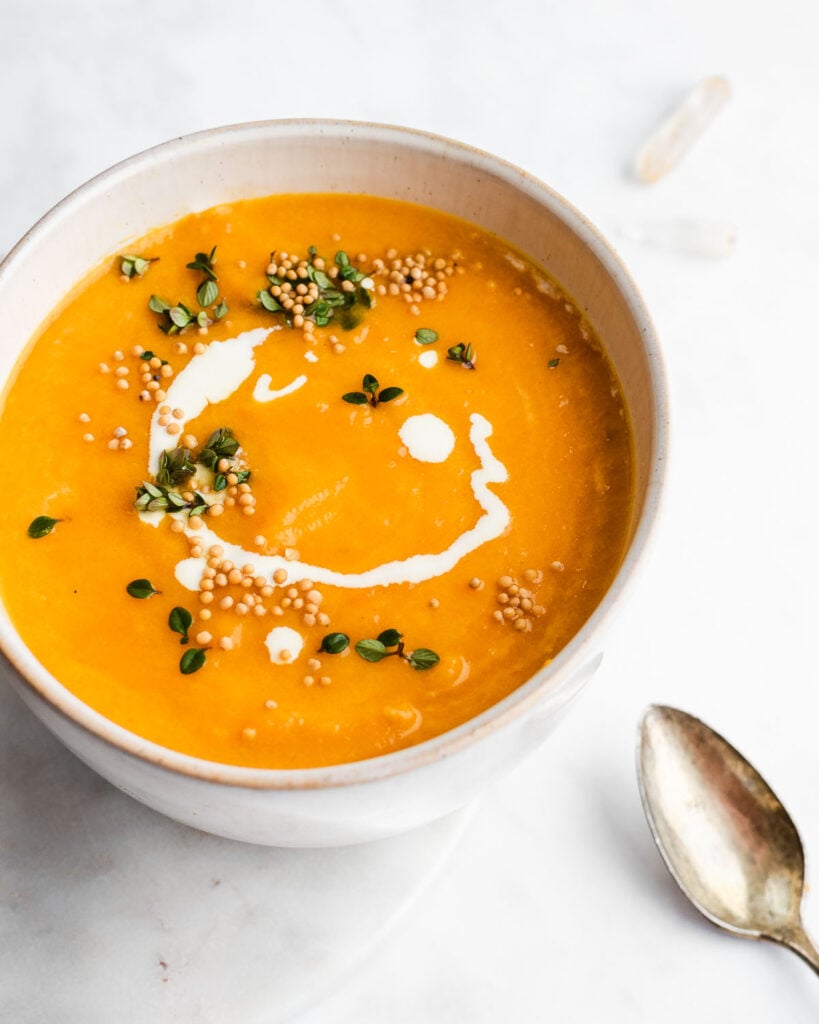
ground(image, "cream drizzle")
xmin=253 ymin=373 xmax=307 ymax=403
xmin=174 ymin=413 xmax=509 ymax=592
xmin=148 ymin=327 xmax=273 ymax=473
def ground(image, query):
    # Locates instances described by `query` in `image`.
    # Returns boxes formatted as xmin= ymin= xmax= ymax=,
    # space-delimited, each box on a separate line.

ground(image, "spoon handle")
xmin=781 ymin=923 xmax=819 ymax=976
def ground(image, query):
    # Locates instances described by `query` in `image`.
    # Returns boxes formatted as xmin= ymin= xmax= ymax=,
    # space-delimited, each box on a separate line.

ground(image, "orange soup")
xmin=0 ymin=194 xmax=633 ymax=768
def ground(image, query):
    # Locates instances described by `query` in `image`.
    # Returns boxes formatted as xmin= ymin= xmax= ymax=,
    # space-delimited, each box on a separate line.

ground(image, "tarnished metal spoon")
xmin=637 ymin=704 xmax=819 ymax=974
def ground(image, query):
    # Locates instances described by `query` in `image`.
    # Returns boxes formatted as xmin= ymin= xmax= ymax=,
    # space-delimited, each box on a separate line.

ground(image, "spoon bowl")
xmin=637 ymin=704 xmax=819 ymax=974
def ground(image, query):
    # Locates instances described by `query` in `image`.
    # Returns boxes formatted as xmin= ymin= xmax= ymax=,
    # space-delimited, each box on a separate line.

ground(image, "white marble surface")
xmin=2 ymin=1 xmax=818 ymax=1021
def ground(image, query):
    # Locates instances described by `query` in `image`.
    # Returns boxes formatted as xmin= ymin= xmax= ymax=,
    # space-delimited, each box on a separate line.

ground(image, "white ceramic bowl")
xmin=0 ymin=120 xmax=667 ymax=847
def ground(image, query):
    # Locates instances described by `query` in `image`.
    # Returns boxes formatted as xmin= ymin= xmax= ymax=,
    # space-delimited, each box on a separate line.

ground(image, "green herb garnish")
xmin=342 ymin=373 xmax=404 ymax=408
xmin=414 ymin=328 xmax=438 ymax=346
xmin=27 ymin=515 xmax=61 ymax=539
xmin=168 ymin=606 xmax=192 ymax=644
xmin=126 ymin=578 xmax=161 ymax=599
xmin=134 ymin=480 xmax=209 ymax=518
xmin=186 ymin=246 xmax=218 ymax=281
xmin=318 ymin=632 xmax=350 ymax=654
xmin=132 ymin=428 xmax=246 ymax=521
xmin=548 ymin=358 xmax=560 ymax=368
xmin=446 ymin=342 xmax=476 ymax=369
xmin=150 ymin=245 xmax=223 ymax=333
xmin=198 ymin=427 xmax=240 ymax=470
xmin=149 ymin=296 xmax=211 ymax=334
xmin=354 ymin=629 xmax=439 ymax=671
xmin=258 ymin=247 xmax=372 ymax=330
xmin=156 ymin=446 xmax=196 ymax=488
xmin=180 ymin=647 xmax=207 ymax=674
xmin=120 ymin=254 xmax=157 ymax=278
xmin=197 ymin=279 xmax=219 ymax=308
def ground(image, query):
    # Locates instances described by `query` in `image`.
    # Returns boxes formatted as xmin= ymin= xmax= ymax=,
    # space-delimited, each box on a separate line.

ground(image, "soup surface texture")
xmin=0 ymin=194 xmax=633 ymax=768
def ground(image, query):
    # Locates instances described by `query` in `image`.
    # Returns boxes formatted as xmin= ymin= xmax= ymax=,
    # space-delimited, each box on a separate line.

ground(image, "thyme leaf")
xmin=168 ymin=606 xmax=192 ymax=644
xmin=197 ymin=279 xmax=219 ymax=308
xmin=318 ymin=633 xmax=350 ymax=654
xmin=27 ymin=515 xmax=61 ymax=538
xmin=126 ymin=578 xmax=161 ymax=599
xmin=180 ymin=647 xmax=207 ymax=674
xmin=407 ymin=648 xmax=440 ymax=671
xmin=355 ymin=638 xmax=388 ymax=662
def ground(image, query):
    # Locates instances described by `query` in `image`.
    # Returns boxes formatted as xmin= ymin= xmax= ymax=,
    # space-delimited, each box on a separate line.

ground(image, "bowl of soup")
xmin=0 ymin=120 xmax=666 ymax=846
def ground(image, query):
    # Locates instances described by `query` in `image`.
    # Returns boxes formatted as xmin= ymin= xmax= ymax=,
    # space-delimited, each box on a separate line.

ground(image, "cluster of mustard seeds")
xmin=370 ymin=249 xmax=462 ymax=316
xmin=183 ymin=543 xmax=331 ymax=649
xmin=265 ymin=250 xmax=374 ymax=336
xmin=265 ymin=252 xmax=321 ymax=334
xmin=491 ymin=570 xmax=546 ymax=632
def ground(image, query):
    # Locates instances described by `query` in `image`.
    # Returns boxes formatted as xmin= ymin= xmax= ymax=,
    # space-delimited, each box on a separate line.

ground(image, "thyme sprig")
xmin=133 ymin=427 xmax=249 ymax=518
xmin=120 ymin=253 xmax=157 ymax=278
xmin=186 ymin=246 xmax=217 ymax=281
xmin=447 ymin=342 xmax=476 ymax=369
xmin=355 ymin=629 xmax=440 ymax=671
xmin=342 ymin=373 xmax=403 ymax=408
xmin=148 ymin=245 xmax=228 ymax=333
xmin=134 ymin=480 xmax=210 ymax=518
xmin=156 ymin=446 xmax=197 ymax=488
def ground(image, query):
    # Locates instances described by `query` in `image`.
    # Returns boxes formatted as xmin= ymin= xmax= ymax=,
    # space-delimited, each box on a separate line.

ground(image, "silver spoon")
xmin=637 ymin=704 xmax=819 ymax=974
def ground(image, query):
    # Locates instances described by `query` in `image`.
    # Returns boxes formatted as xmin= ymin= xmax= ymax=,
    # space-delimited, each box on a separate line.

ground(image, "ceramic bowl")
xmin=0 ymin=120 xmax=667 ymax=846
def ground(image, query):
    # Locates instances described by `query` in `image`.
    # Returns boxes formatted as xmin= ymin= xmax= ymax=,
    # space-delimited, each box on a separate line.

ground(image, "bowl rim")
xmin=0 ymin=117 xmax=669 ymax=791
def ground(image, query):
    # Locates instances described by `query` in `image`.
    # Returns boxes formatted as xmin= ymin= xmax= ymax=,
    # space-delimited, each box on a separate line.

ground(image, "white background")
xmin=2 ymin=1 xmax=818 ymax=1021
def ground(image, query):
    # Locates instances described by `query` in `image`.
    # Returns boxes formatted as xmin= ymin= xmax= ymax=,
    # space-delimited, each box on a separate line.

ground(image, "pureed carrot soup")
xmin=0 ymin=194 xmax=633 ymax=768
